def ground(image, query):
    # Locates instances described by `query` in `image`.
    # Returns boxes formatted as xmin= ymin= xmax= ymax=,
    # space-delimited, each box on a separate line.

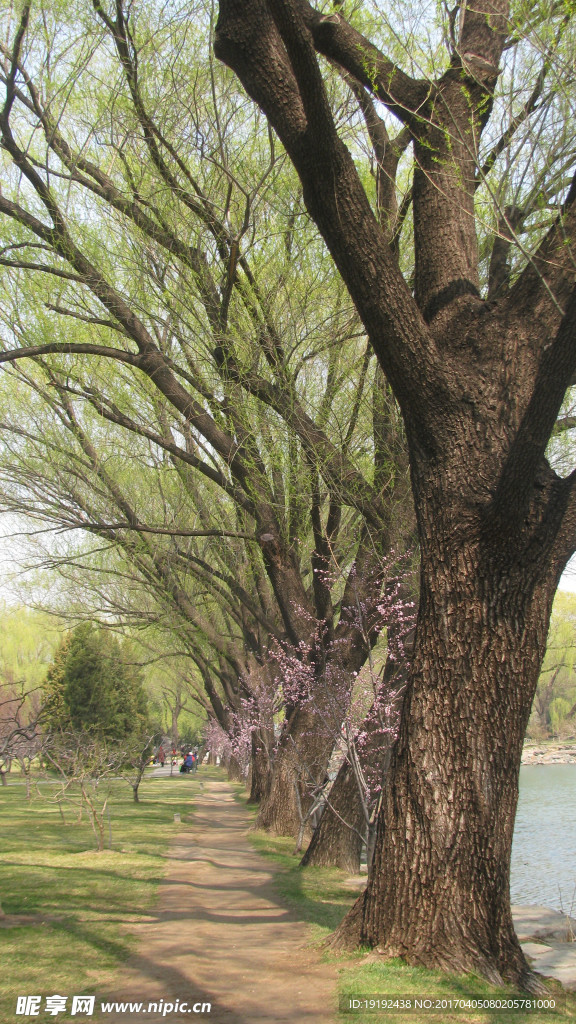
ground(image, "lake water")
xmin=511 ymin=764 xmax=576 ymax=912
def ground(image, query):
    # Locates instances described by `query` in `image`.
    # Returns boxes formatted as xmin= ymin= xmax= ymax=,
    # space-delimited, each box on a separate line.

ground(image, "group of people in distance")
xmin=152 ymin=746 xmax=199 ymax=773
xmin=180 ymin=750 xmax=198 ymax=774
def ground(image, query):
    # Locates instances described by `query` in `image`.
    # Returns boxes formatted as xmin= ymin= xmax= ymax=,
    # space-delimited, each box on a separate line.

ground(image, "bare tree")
xmin=117 ymin=733 xmax=157 ymax=803
xmin=0 ymin=682 xmax=43 ymax=789
xmin=0 ymin=682 xmax=44 ymax=917
xmin=44 ymin=732 xmax=125 ymax=852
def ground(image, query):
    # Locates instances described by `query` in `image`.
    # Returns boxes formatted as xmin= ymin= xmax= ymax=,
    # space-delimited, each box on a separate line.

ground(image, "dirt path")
xmin=99 ymin=779 xmax=339 ymax=1024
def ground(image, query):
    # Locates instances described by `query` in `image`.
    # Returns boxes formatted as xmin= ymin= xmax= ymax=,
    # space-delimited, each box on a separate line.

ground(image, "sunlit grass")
xmin=339 ymin=958 xmax=574 ymax=1024
xmin=236 ymin=788 xmax=576 ymax=1024
xmin=0 ymin=775 xmax=199 ymax=1024
xmin=248 ymin=827 xmax=355 ymax=940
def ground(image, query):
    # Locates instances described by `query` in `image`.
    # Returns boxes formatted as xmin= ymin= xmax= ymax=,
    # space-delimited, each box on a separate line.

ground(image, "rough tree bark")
xmin=332 ymin=553 xmax=556 ymax=987
xmin=256 ymin=528 xmax=402 ymax=834
xmin=303 ymin=613 xmax=411 ymax=870
xmin=256 ymin=704 xmax=335 ymax=832
xmin=226 ymin=754 xmax=245 ymax=783
xmin=215 ymin=0 xmax=576 ymax=986
xmin=249 ymin=727 xmax=273 ymax=804
xmin=300 ymin=704 xmax=397 ymax=871
xmin=300 ymin=757 xmax=364 ymax=871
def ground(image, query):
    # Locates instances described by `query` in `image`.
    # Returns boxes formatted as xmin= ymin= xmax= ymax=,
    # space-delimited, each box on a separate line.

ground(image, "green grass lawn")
xmin=4 ymin=772 xmax=574 ymax=1024
xmin=238 ymin=791 xmax=576 ymax=1024
xmin=0 ymin=772 xmax=199 ymax=1024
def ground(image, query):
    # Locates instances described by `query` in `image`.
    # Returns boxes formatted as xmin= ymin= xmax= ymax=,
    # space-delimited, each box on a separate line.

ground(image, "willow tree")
xmin=213 ymin=0 xmax=576 ymax=988
xmin=0 ymin=0 xmax=414 ymax=835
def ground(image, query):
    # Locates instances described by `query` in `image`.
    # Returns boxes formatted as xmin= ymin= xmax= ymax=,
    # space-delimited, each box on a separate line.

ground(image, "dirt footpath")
xmin=99 ymin=780 xmax=339 ymax=1024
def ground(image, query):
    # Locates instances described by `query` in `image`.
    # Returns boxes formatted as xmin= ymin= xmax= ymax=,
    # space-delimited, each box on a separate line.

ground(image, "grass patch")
xmin=0 ymin=773 xmax=200 ymax=1023
xmin=339 ymin=958 xmax=574 ymax=1024
xmin=235 ymin=789 xmax=575 ymax=1024
xmin=249 ymin=828 xmax=356 ymax=939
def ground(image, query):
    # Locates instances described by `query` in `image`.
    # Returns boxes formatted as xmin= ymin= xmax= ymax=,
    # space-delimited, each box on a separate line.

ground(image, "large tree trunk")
xmin=256 ymin=573 xmax=389 ymax=836
xmin=226 ymin=754 xmax=245 ymax=784
xmin=303 ymin=622 xmax=411 ymax=870
xmin=301 ymin=758 xmax=364 ymax=871
xmin=256 ymin=704 xmax=336 ymax=835
xmin=333 ymin=506 xmax=557 ymax=988
xmin=249 ymin=727 xmax=272 ymax=804
xmin=215 ymin=3 xmax=565 ymax=975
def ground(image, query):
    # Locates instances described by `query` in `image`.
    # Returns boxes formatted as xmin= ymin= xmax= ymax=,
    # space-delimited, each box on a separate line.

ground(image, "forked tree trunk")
xmin=214 ymin=0 xmax=576 ymax=987
xmin=333 ymin=522 xmax=556 ymax=988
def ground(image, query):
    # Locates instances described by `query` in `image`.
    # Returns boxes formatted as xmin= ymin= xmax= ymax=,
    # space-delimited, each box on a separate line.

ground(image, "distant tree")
xmin=0 ymin=680 xmax=43 ymax=788
xmin=529 ymin=593 xmax=576 ymax=737
xmin=0 ymin=680 xmax=45 ymax=916
xmin=0 ymin=606 xmax=61 ymax=691
xmin=41 ymin=635 xmax=71 ymax=733
xmin=43 ymin=624 xmax=149 ymax=741
xmin=548 ymin=697 xmax=572 ymax=738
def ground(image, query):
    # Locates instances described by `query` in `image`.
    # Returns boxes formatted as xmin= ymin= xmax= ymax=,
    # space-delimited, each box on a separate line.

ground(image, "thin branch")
xmin=0 ymin=342 xmax=140 ymax=367
xmin=90 ymin=523 xmax=256 ymax=539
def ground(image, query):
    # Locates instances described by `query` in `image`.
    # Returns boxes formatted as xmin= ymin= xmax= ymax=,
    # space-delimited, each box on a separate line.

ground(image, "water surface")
xmin=511 ymin=764 xmax=576 ymax=912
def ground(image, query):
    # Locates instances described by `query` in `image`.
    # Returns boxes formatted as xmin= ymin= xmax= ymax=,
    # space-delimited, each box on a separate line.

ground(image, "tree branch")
xmin=215 ymin=0 xmax=441 ymax=441
xmin=491 ymin=283 xmax=576 ymax=532
xmin=0 ymin=342 xmax=140 ymax=368
xmin=292 ymin=0 xmax=430 ymax=125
